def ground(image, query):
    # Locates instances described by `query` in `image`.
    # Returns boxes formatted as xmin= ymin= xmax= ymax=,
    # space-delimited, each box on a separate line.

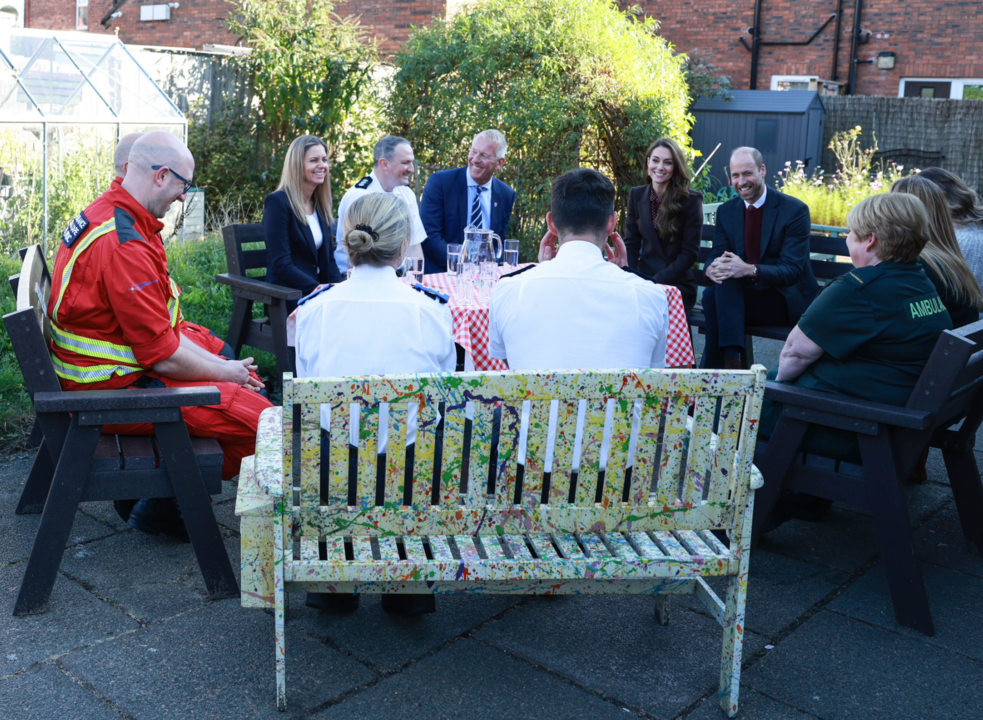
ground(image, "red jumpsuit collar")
xmin=106 ymin=182 xmax=166 ymax=238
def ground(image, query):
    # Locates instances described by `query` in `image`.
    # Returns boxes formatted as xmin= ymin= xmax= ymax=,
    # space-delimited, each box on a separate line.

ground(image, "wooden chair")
xmin=751 ymin=320 xmax=983 ymax=636
xmin=216 ymin=223 xmax=302 ymax=381
xmin=4 ymin=245 xmax=237 ymax=615
xmin=237 ymin=367 xmax=767 ymax=715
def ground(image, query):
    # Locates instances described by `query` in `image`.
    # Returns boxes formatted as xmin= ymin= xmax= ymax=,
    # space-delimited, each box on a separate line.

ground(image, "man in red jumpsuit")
xmin=48 ymin=131 xmax=272 ymax=540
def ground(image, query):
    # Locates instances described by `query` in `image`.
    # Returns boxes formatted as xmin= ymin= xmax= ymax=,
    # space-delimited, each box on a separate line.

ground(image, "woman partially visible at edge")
xmin=918 ymin=166 xmax=983 ymax=291
xmin=624 ymin=137 xmax=703 ymax=311
xmin=263 ymin=135 xmax=344 ymax=307
xmin=891 ymin=175 xmax=983 ymax=327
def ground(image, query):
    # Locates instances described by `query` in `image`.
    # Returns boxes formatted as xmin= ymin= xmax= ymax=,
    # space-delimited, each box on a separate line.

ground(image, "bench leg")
xmin=942 ymin=448 xmax=983 ymax=555
xmin=273 ymin=502 xmax=287 ymax=711
xmin=226 ymin=296 xmax=252 ymax=360
xmin=16 ymin=438 xmax=56 ymax=515
xmin=859 ymin=432 xmax=935 ymax=636
xmin=14 ymin=417 xmax=99 ymax=616
xmin=27 ymin=416 xmax=43 ymax=449
xmin=719 ymin=492 xmax=753 ymax=718
xmin=153 ymin=420 xmax=238 ymax=601
xmin=751 ymin=415 xmax=807 ymax=546
xmin=654 ymin=595 xmax=670 ymax=625
xmin=268 ymin=301 xmax=293 ymax=382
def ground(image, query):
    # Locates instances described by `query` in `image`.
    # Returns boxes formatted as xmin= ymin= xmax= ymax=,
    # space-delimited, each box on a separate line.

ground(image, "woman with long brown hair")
xmin=917 ymin=167 xmax=983 ymax=288
xmin=891 ymin=175 xmax=983 ymax=327
xmin=624 ymin=137 xmax=703 ymax=310
xmin=263 ymin=135 xmax=344 ymax=305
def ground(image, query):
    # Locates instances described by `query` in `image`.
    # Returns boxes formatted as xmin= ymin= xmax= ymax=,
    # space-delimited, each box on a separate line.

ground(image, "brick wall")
xmin=335 ymin=0 xmax=446 ymax=57
xmin=25 ymin=0 xmax=76 ymax=29
xmin=636 ymin=0 xmax=983 ymax=97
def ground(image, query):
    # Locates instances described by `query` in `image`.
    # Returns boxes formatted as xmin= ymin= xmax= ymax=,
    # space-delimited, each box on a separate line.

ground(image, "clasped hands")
xmin=705 ymin=252 xmax=755 ymax=284
xmin=537 ymin=230 xmax=628 ymax=267
xmin=225 ymin=356 xmax=265 ymax=392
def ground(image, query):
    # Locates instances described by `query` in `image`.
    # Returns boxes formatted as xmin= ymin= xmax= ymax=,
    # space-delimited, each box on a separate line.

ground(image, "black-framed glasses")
xmin=151 ymin=165 xmax=194 ymax=194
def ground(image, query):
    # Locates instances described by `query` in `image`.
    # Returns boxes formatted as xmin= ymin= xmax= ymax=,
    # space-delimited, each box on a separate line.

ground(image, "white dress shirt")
xmin=465 ymin=173 xmax=493 ymax=229
xmin=306 ymin=212 xmax=323 ymax=250
xmin=333 ymin=171 xmax=427 ymax=273
xmin=489 ymin=240 xmax=669 ymax=471
xmin=295 ymin=264 xmax=456 ymax=446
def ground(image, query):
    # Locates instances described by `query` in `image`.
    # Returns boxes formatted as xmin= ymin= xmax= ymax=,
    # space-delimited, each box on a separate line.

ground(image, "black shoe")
xmin=306 ymin=592 xmax=360 ymax=612
xmin=113 ymin=499 xmax=138 ymax=523
xmin=128 ymin=498 xmax=190 ymax=543
xmin=381 ymin=594 xmax=436 ymax=616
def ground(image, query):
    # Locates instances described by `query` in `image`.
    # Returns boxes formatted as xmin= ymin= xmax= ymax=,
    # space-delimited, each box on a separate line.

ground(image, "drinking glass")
xmin=478 ymin=261 xmax=499 ymax=302
xmin=446 ymin=243 xmax=463 ymax=277
xmin=503 ymin=239 xmax=520 ymax=269
xmin=404 ymin=256 xmax=424 ymax=286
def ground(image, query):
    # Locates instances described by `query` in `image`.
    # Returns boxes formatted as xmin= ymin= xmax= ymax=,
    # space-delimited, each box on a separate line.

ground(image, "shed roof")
xmin=693 ymin=90 xmax=825 ymax=114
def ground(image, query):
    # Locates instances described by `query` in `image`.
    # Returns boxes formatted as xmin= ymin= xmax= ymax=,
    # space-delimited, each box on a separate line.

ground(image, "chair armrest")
xmin=765 ymin=381 xmax=934 ymax=430
xmin=252 ymin=406 xmax=285 ymax=499
xmin=215 ymin=273 xmax=303 ymax=301
xmin=34 ymin=386 xmax=221 ymax=413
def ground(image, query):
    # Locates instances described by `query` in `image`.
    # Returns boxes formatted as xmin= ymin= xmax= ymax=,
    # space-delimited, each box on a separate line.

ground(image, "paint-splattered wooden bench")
xmin=236 ymin=368 xmax=766 ymax=715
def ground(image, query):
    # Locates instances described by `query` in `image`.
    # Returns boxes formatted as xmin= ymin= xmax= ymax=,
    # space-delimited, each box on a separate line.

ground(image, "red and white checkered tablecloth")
xmin=423 ymin=269 xmax=695 ymax=370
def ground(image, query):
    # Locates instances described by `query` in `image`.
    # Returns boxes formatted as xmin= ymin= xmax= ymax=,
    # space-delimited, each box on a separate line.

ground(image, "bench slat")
xmin=579 ymin=532 xmax=613 ymax=559
xmin=412 ymin=401 xmax=441 ymax=506
xmin=653 ymin=531 xmax=691 ymax=561
xmin=528 ymin=533 xmax=561 ymax=560
xmin=574 ymin=400 xmax=607 ymax=505
xmin=479 ymin=534 xmax=507 ymax=560
xmin=385 ymin=404 xmax=408 ymax=504
xmin=329 ymin=402 xmax=349 ymax=506
xmin=300 ymin=404 xmax=320 ymax=509
xmin=377 ymin=536 xmax=399 ymax=561
xmin=357 ymin=406 xmax=381 ymax=506
xmin=682 ymin=396 xmax=716 ymax=506
xmin=658 ymin=397 xmax=690 ymax=507
xmin=119 ymin=435 xmax=158 ymax=470
xmin=627 ymin=531 xmax=666 ymax=559
xmin=602 ymin=400 xmax=632 ymax=507
xmin=468 ymin=401 xmax=497 ymax=498
xmin=442 ymin=402 xmax=469 ymax=503
xmin=429 ymin=535 xmax=455 ymax=561
xmin=91 ymin=434 xmax=122 ymax=471
xmin=678 ymin=530 xmax=717 ymax=558
xmin=503 ymin=534 xmax=533 ymax=560
xmin=454 ymin=535 xmax=482 ymax=562
xmin=710 ymin=395 xmax=744 ymax=507
xmin=325 ymin=536 xmax=346 ymax=562
xmin=522 ymin=401 xmax=551 ymax=505
xmin=495 ymin=402 xmax=522 ymax=507
xmin=553 ymin=533 xmax=586 ymax=559
xmin=604 ymin=532 xmax=638 ymax=559
xmin=404 ymin=536 xmax=428 ymax=562
xmin=352 ymin=536 xmax=374 ymax=562
xmin=698 ymin=530 xmax=730 ymax=557
xmin=548 ymin=401 xmax=579 ymax=505
xmin=301 ymin=537 xmax=319 ymax=561
xmin=629 ymin=401 xmax=661 ymax=505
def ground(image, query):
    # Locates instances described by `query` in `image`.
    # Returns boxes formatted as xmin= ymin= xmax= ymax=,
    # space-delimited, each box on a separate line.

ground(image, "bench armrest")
xmin=34 ymin=386 xmax=221 ymax=413
xmin=215 ymin=273 xmax=303 ymax=301
xmin=765 ymin=381 xmax=934 ymax=430
xmin=251 ymin=406 xmax=285 ymax=499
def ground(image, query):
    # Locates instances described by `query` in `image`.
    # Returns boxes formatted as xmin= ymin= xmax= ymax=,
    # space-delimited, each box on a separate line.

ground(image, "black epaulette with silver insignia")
xmin=500 ymin=264 xmax=535 ymax=279
xmin=297 ymin=284 xmax=333 ymax=306
xmin=62 ymin=211 xmax=90 ymax=248
xmin=841 ymin=264 xmax=887 ymax=290
xmin=412 ymin=284 xmax=449 ymax=304
xmin=354 ymin=176 xmax=373 ymax=190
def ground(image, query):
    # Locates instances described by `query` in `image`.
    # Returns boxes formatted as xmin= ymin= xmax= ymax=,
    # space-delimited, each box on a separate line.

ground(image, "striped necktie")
xmin=470 ymin=185 xmax=485 ymax=228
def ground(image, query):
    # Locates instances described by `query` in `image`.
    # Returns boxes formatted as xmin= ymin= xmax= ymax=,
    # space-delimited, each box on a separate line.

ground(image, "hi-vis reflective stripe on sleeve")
xmin=51 ymin=356 xmax=142 ymax=384
xmin=52 ymin=219 xmax=117 ymax=325
xmin=50 ymin=323 xmax=140 ymax=365
xmin=167 ymin=277 xmax=182 ymax=327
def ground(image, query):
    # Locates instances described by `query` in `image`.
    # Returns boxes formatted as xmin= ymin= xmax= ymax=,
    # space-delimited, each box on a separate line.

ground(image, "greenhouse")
xmin=0 ymin=28 xmax=186 ymax=254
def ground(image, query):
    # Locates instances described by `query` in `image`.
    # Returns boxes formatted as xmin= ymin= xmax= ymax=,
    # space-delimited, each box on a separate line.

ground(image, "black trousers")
xmin=701 ymin=279 xmax=790 ymax=368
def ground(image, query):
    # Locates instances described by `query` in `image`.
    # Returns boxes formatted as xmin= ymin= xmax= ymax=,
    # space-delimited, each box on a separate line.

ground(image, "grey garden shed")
xmin=691 ymin=90 xmax=826 ymax=191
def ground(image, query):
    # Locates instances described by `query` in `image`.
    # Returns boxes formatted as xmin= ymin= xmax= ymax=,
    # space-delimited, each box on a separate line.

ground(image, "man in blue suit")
xmin=420 ymin=129 xmax=517 ymax=275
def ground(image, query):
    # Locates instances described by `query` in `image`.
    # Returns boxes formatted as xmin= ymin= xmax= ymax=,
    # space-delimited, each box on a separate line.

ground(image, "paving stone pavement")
xmin=1 ymin=389 xmax=982 ymax=720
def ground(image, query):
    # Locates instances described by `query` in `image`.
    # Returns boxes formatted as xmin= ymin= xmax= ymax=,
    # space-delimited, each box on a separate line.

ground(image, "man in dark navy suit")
xmin=419 ymin=129 xmax=517 ymax=275
xmin=702 ymin=146 xmax=819 ymax=369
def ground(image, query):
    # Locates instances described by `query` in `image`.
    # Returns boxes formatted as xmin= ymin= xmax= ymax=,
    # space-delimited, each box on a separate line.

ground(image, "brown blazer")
xmin=624 ymin=186 xmax=703 ymax=309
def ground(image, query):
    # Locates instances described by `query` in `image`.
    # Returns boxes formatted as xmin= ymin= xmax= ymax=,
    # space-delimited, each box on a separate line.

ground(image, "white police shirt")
xmin=489 ymin=240 xmax=669 ymax=471
xmin=333 ymin=171 xmax=427 ymax=273
xmin=294 ymin=264 xmax=456 ymax=447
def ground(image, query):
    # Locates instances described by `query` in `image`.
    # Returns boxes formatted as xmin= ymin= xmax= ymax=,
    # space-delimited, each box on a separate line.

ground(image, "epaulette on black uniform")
xmin=620 ymin=265 xmax=655 ymax=282
xmin=412 ymin=284 xmax=449 ymax=304
xmin=840 ymin=264 xmax=887 ymax=290
xmin=297 ymin=284 xmax=333 ymax=307
xmin=354 ymin=176 xmax=373 ymax=190
xmin=500 ymin=264 xmax=535 ymax=279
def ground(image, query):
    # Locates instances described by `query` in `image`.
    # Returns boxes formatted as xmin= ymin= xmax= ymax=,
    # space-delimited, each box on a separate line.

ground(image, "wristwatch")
xmin=751 ymin=264 xmax=760 ymax=280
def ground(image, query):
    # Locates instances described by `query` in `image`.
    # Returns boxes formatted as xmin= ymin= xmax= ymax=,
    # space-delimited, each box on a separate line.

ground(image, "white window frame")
xmin=76 ymin=0 xmax=88 ymax=30
xmin=770 ymin=75 xmax=818 ymax=91
xmin=898 ymin=78 xmax=983 ymax=100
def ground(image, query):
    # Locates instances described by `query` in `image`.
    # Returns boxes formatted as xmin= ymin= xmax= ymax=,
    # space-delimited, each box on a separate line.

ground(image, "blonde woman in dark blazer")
xmin=624 ymin=137 xmax=704 ymax=310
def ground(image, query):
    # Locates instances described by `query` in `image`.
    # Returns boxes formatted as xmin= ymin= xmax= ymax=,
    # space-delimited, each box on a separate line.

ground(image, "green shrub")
xmin=0 ymin=251 xmax=32 ymax=451
xmin=387 ymin=0 xmax=693 ymax=259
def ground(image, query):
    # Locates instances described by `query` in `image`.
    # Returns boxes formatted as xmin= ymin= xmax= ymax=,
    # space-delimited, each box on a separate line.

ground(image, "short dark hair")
xmin=550 ymin=168 xmax=615 ymax=238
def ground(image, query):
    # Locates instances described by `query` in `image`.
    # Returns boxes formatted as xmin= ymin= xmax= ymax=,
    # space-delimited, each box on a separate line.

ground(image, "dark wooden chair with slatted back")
xmin=4 ymin=244 xmax=237 ymax=616
xmin=216 ymin=223 xmax=302 ymax=382
xmin=752 ymin=319 xmax=983 ymax=636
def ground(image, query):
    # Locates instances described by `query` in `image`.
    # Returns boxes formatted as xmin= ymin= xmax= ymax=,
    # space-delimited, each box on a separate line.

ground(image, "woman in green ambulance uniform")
xmin=758 ymin=192 xmax=953 ymax=529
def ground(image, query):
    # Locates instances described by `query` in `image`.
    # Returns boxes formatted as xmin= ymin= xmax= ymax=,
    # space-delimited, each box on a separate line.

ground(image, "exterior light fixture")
xmin=877 ymin=52 xmax=896 ymax=70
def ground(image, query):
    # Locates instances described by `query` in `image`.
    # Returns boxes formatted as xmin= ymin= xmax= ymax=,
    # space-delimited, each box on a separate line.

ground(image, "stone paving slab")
xmin=913 ymin=505 xmax=983 ymax=579
xmin=312 ymin=638 xmax=634 ymax=720
xmin=744 ymin=610 xmax=983 ymax=720
xmin=290 ymin=592 xmax=522 ymax=673
xmin=829 ymin=561 xmax=983 ymax=661
xmin=682 ymin=549 xmax=849 ymax=636
xmin=476 ymin=594 xmax=767 ymax=718
xmin=0 ymin=564 xmax=138 ymax=676
xmin=684 ymin=687 xmax=817 ymax=719
xmin=0 ymin=664 xmax=123 ymax=720
xmin=60 ymin=599 xmax=375 ymax=719
xmin=756 ymin=507 xmax=880 ymax=572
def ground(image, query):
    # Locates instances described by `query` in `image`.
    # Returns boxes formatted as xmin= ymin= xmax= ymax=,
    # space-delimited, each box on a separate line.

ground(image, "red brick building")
xmin=19 ymin=0 xmax=983 ymax=98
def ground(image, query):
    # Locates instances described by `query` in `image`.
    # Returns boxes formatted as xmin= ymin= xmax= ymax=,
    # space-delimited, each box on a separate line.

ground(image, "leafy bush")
xmin=779 ymin=127 xmax=913 ymax=227
xmin=0 ymin=251 xmax=32 ymax=451
xmin=387 ymin=0 xmax=693 ymax=259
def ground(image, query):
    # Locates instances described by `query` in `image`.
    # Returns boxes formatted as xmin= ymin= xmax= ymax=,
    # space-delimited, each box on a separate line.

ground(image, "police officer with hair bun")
xmin=294 ymin=191 xmax=455 ymax=616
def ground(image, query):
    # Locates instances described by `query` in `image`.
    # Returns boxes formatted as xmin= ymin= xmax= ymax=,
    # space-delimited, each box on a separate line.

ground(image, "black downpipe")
xmin=831 ymin=0 xmax=844 ymax=81
xmin=750 ymin=0 xmax=763 ymax=90
xmin=847 ymin=0 xmax=864 ymax=95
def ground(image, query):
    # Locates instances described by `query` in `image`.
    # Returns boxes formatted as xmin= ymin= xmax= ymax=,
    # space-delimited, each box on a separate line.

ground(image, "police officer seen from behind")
xmin=758 ymin=193 xmax=953 ymax=530
xmin=333 ymin=136 xmax=427 ymax=274
xmin=294 ymin=192 xmax=455 ymax=616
